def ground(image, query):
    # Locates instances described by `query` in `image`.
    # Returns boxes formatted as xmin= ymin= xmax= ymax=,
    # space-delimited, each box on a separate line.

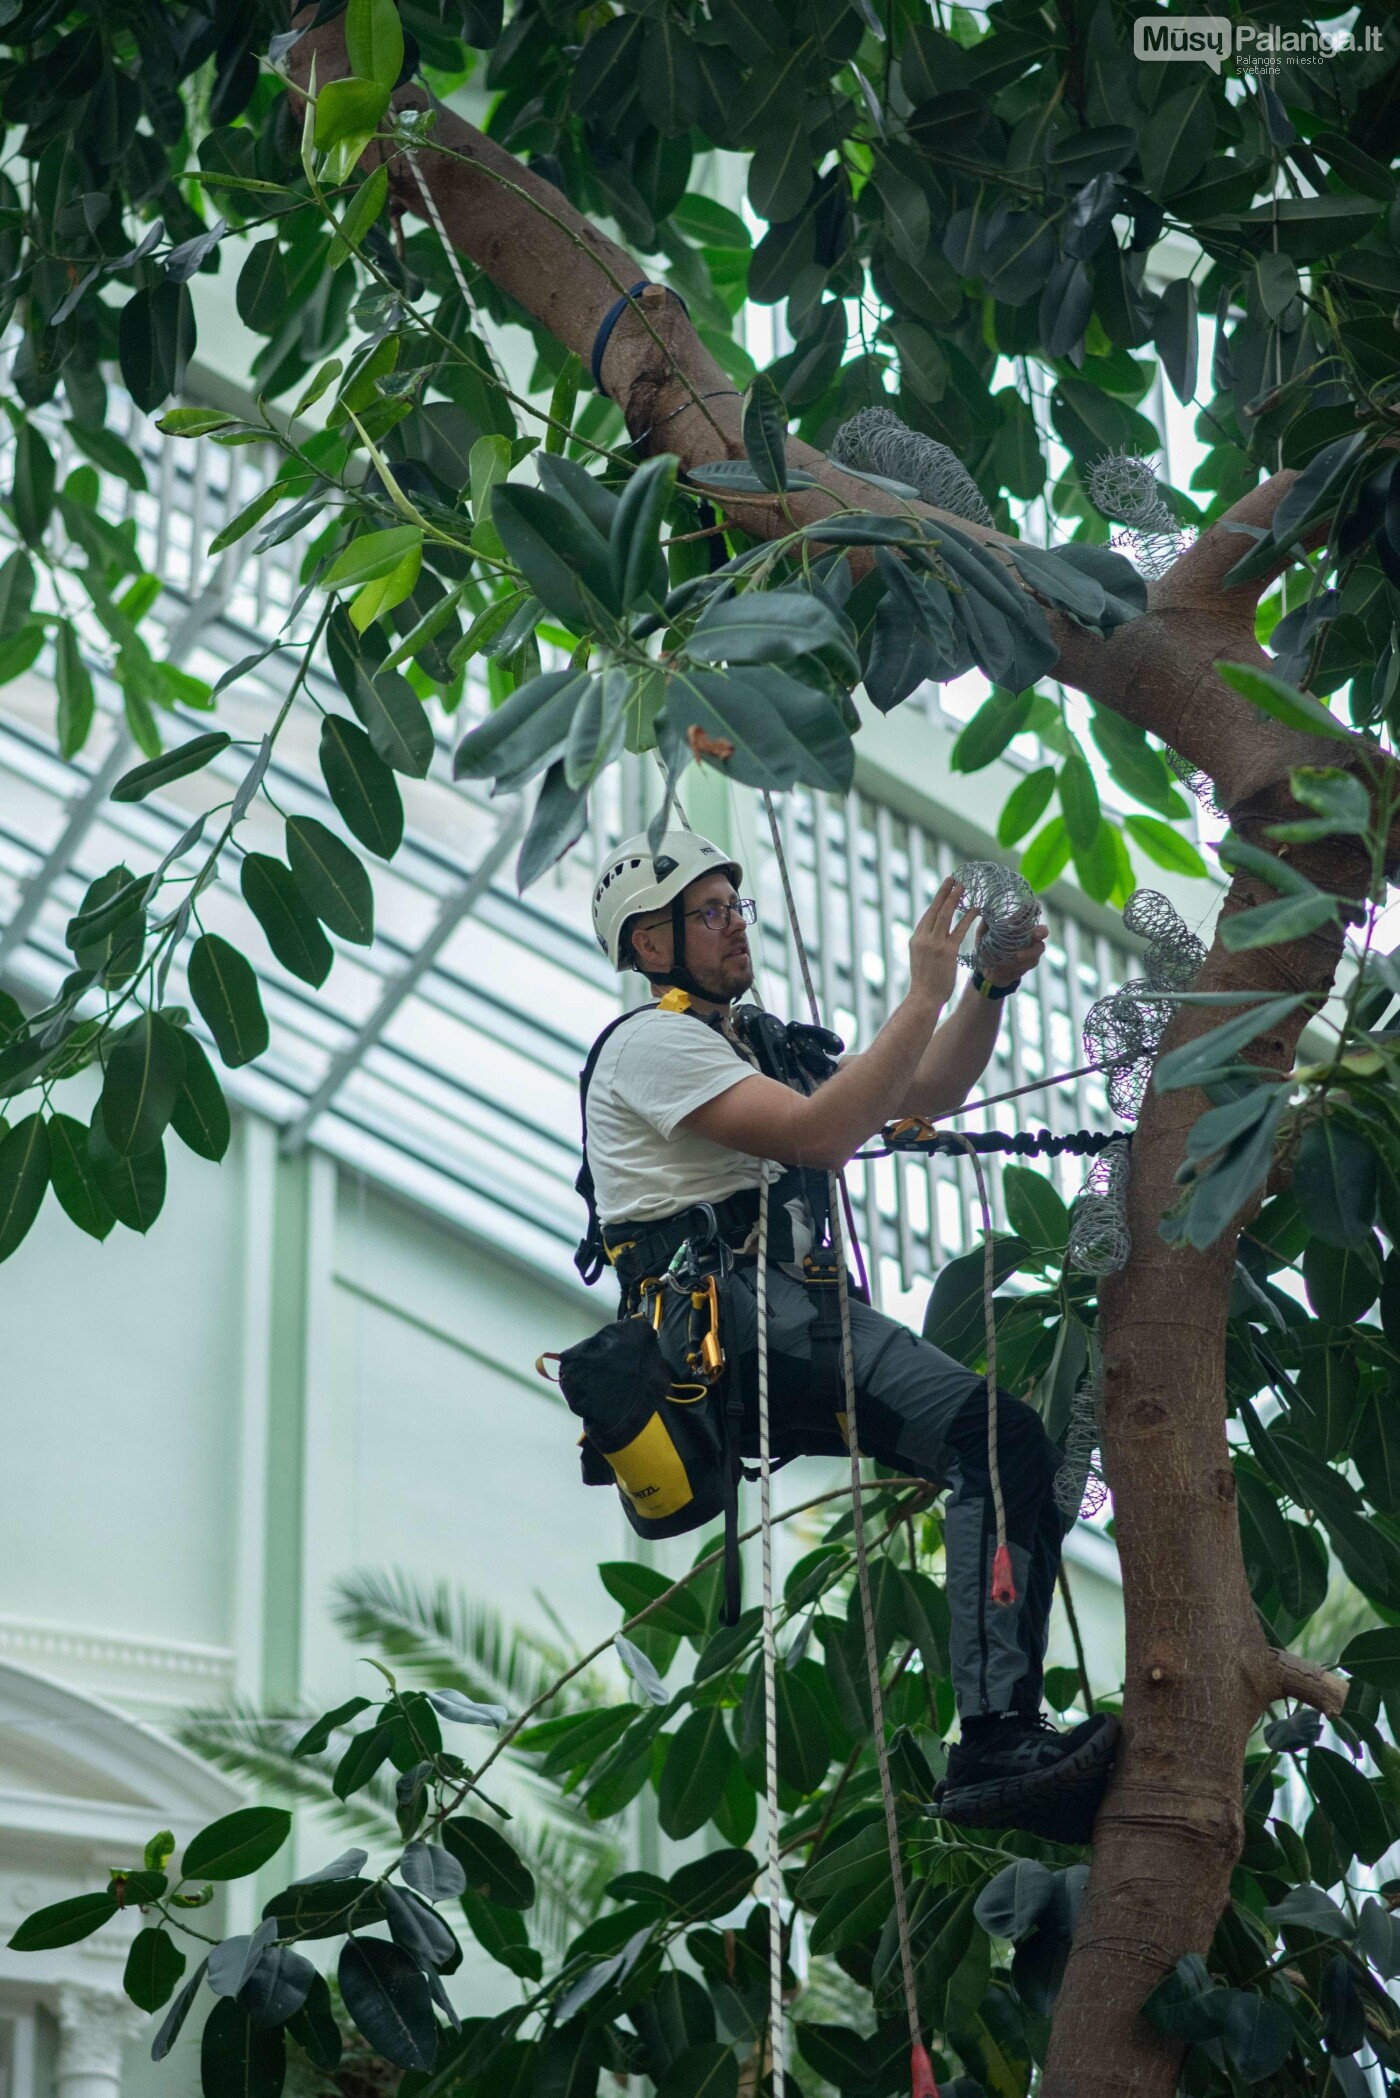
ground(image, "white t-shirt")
xmin=587 ymin=1006 xmax=763 ymax=1225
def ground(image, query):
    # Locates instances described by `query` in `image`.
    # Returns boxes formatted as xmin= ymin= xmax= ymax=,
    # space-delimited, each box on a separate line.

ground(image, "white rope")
xmin=760 ymin=792 xmax=926 ymax=2068
xmin=755 ymin=1173 xmax=785 ymax=2098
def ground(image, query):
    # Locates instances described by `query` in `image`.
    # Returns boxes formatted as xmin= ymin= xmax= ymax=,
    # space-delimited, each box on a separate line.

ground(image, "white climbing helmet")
xmin=592 ymin=830 xmax=742 ymax=970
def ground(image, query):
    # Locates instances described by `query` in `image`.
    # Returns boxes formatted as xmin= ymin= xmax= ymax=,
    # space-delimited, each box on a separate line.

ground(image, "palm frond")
xmin=513 ymin=1791 xmax=622 ymax=1953
xmin=328 ymin=1569 xmax=605 ymax=1714
xmin=177 ymin=1699 xmax=400 ymax=1846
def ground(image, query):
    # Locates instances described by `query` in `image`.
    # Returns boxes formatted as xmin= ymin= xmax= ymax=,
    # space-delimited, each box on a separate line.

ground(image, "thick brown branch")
xmin=286 ymin=20 xmax=1358 ymax=813
xmin=1270 ymin=1648 xmax=1348 ymax=1717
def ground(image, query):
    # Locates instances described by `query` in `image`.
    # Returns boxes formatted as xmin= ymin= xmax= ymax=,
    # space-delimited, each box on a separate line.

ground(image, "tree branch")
xmin=286 ymin=18 xmax=1359 ymax=815
xmin=1270 ymin=1647 xmax=1348 ymax=1718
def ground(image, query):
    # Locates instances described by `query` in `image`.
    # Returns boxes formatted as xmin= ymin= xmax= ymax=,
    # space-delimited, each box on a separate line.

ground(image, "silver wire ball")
xmin=1066 ymin=1138 xmax=1132 ymax=1277
xmin=1054 ymin=1359 xmax=1108 ymax=1521
xmin=831 ymin=406 xmax=994 ymax=528
xmin=1122 ymin=889 xmax=1207 ymax=991
xmin=953 ymin=860 xmax=1040 ymax=978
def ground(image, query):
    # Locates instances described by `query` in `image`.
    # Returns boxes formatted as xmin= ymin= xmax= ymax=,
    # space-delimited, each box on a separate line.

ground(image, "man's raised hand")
xmin=908 ymin=877 xmax=980 ymax=1010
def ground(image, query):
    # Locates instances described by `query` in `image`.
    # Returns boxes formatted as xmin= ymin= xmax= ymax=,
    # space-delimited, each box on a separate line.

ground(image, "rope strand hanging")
xmin=760 ymin=792 xmax=938 ymax=2098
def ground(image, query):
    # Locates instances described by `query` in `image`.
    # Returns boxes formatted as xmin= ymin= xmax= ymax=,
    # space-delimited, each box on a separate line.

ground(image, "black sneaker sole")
xmin=935 ymin=1714 xmax=1121 ymax=1841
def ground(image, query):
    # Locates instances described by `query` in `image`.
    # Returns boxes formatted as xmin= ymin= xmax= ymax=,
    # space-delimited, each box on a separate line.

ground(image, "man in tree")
xmin=581 ymin=828 xmax=1117 ymax=1842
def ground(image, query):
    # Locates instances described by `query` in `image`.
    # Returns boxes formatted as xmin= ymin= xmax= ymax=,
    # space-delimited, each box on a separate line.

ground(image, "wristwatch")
xmin=971 ymin=969 xmax=1020 ymax=1001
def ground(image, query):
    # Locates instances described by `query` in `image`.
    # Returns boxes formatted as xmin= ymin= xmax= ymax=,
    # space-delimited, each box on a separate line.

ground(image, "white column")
xmin=55 ymin=1986 xmax=144 ymax=2098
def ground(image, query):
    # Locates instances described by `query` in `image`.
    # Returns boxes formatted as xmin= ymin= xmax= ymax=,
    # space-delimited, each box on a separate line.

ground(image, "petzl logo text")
xmin=1133 ymin=15 xmax=1231 ymax=73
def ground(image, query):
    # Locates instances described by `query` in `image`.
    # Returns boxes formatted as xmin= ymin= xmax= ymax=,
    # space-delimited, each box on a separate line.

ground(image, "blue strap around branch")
xmin=590 ymin=280 xmax=689 ymax=394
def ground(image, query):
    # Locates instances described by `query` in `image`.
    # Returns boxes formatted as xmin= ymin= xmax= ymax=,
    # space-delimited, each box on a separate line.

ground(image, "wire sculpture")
xmin=1065 ymin=1137 xmax=1132 ymax=1277
xmin=1087 ymin=450 xmax=1192 ymax=581
xmin=953 ymin=860 xmax=1041 ymax=978
xmin=1164 ymin=746 xmax=1224 ymax=816
xmin=831 ymin=406 xmax=994 ymax=528
xmin=1054 ymin=1356 xmax=1108 ymax=1521
xmin=1081 ymin=889 xmax=1206 ymax=1118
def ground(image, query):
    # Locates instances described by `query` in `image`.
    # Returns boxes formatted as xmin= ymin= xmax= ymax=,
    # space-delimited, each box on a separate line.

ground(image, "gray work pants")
xmin=657 ymin=1263 xmax=1066 ymax=1717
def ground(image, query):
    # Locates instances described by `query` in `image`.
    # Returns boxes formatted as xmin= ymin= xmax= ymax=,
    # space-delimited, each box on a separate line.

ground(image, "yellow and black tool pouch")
xmin=552 ymin=1315 xmax=728 ymax=1543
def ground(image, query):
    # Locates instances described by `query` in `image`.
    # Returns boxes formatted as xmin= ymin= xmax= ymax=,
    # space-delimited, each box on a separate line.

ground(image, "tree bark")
xmin=287 ymin=26 xmax=1363 ymax=2090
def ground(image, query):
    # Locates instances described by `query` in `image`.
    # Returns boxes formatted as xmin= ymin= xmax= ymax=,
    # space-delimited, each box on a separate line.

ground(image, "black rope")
xmin=861 ymin=1125 xmax=1130 ymax=1161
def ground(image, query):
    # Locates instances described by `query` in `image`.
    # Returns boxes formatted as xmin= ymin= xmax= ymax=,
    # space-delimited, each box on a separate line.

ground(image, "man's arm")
xmin=683 ymin=878 xmax=972 ymax=1171
xmin=893 ymin=917 xmax=1050 ymax=1118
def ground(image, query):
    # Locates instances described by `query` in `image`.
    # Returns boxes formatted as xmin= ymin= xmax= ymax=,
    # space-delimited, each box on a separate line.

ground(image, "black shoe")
xmin=934 ymin=1712 xmax=1120 ymax=1846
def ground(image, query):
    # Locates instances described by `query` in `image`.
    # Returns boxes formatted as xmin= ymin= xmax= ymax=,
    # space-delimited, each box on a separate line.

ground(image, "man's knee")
xmin=945 ymin=1387 xmax=1060 ymax=1496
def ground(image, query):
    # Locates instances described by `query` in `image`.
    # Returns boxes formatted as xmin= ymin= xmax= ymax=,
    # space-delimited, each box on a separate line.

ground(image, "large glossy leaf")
xmin=183 ymin=1807 xmax=291 ymax=1882
xmin=319 ymin=716 xmax=405 ymax=860
xmin=1307 ymin=1745 xmax=1391 ymax=1866
xmin=0 ymin=1112 xmax=50 ymax=1262
xmin=657 ymin=1707 xmax=736 ymax=1840
xmin=1152 ymin=994 xmax=1306 ymax=1091
xmin=124 ymin=1926 xmax=186 ymax=2014
xmin=453 ymin=670 xmax=590 ymax=789
xmin=201 ymin=1996 xmax=286 ymax=2098
xmin=188 ymin=935 xmax=270 ymax=1069
xmin=339 ymin=1938 xmax=438 ymax=2070
xmin=169 ymin=1035 xmax=232 ymax=1163
xmin=9 ymin=1889 xmax=118 ymax=1950
xmin=681 ymin=591 xmax=847 ymax=666
xmin=662 ymin=666 xmax=854 ymax=793
xmin=285 ymin=817 xmax=374 ymax=944
xmin=47 ymin=1113 xmax=115 ymax=1239
xmin=737 ymin=1656 xmax=831 ymax=1794
xmin=666 ymin=1849 xmax=756 ymax=1922
xmin=241 ymin=856 xmax=334 ymax=988
xmin=441 ymin=1818 xmax=535 ymax=1910
xmin=923 ymin=1237 xmax=1029 ymax=1359
xmin=1290 ymin=1119 xmax=1377 ymax=1249
xmin=492 ymin=484 xmax=618 ymax=625
xmin=101 ymin=1012 xmax=186 ymax=1156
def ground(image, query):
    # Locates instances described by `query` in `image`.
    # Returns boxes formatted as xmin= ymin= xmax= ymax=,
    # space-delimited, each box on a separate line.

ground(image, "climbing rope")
xmin=761 ymin=793 xmax=936 ymax=2098
xmin=753 ymin=1172 xmax=786 ymax=2097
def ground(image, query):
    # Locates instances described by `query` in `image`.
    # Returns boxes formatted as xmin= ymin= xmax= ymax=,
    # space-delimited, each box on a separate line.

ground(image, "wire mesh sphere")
xmin=831 ymin=406 xmax=994 ymax=527
xmin=1165 ymin=748 xmax=1223 ymax=815
xmin=1066 ymin=1138 xmax=1132 ymax=1276
xmin=1082 ymin=981 xmax=1176 ymax=1120
xmin=953 ymin=860 xmax=1041 ymax=976
xmin=1123 ymin=889 xmax=1206 ymax=992
xmin=1054 ymin=1363 xmax=1107 ymax=1521
xmin=1087 ymin=451 xmax=1165 ymax=528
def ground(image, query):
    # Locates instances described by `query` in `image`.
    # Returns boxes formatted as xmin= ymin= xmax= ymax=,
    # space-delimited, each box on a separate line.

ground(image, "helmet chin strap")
xmin=641 ymin=895 xmax=735 ymax=1005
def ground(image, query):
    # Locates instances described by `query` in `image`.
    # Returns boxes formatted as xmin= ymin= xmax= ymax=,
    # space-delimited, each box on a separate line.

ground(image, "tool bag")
xmin=552 ymin=1315 xmax=729 ymax=1540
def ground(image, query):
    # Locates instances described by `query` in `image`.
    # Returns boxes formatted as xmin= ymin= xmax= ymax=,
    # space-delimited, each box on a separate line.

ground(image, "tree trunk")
xmin=288 ymin=24 xmax=1354 ymax=2086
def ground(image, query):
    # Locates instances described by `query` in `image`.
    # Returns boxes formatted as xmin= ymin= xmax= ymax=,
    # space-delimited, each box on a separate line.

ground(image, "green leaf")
xmin=332 ymin=1722 xmax=394 ymax=1800
xmin=345 ymin=0 xmax=404 ymax=91
xmin=1219 ymin=1992 xmax=1293 ymax=2082
xmin=924 ymin=1238 xmax=1029 ymax=1360
xmin=209 ymin=485 xmax=282 ymax=557
xmin=997 ymin=767 xmax=1055 ymax=846
xmin=950 ymin=689 xmax=1033 ymax=773
xmin=113 ymin=732 xmax=232 ymax=803
xmin=314 ymin=74 xmax=391 ymax=157
xmin=663 ymin=666 xmax=854 ymax=795
xmin=201 ymin=1996 xmax=286 ymax=2098
xmin=319 ymin=716 xmax=405 ymax=860
xmin=441 ymin=1819 xmax=535 ymax=1911
xmin=1340 ymin=1627 xmax=1400 ymax=1695
xmin=292 ymin=1696 xmax=374 ymax=1759
xmin=119 ymin=283 xmax=195 ymax=411
xmin=1291 ymin=1119 xmax=1377 ymax=1249
xmin=188 ymin=936 xmax=270 ymax=1070
xmin=973 ymin=1859 xmax=1057 ymax=1942
xmin=10 ymin=1889 xmax=119 ymax=1951
xmin=1153 ymin=994 xmax=1306 ymax=1091
xmin=1001 ymin=1165 xmax=1070 ymax=1250
xmin=1090 ymin=708 xmax=1183 ymax=814
xmin=183 ymin=1808 xmax=291 ymax=1882
xmin=545 ymin=351 xmax=583 ymax=455
xmin=348 ymin=665 xmax=434 ymax=779
xmin=286 ymin=817 xmax=374 ymax=944
xmin=1122 ymin=813 xmax=1206 ymax=877
xmin=0 ymin=1113 xmax=50 ymax=1262
xmin=611 ymin=454 xmax=676 ymax=610
xmin=169 ymin=1035 xmax=232 ymax=1164
xmin=658 ymin=1707 xmax=737 ymax=1840
xmin=101 ymin=1012 xmax=187 ymax=1156
xmin=0 ymin=550 xmax=33 ymax=639
xmin=738 ymin=1658 xmax=831 ymax=1795
xmin=666 ymin=1849 xmax=757 ymax=1921
xmin=1058 ymin=753 xmax=1100 ymax=851
xmin=47 ymin=1113 xmax=115 ymax=1240
xmin=491 ymin=485 xmax=616 ymax=626
xmin=1217 ymin=660 xmax=1352 ymax=741
xmin=285 ymin=1973 xmax=342 ymax=2072
xmin=53 ymin=620 xmax=94 ymax=759
xmin=1020 ymin=815 xmax=1071 ymax=888
xmin=655 ymin=2043 xmax=739 ymax=2098
xmin=1273 ymin=765 xmax=1372 ymax=840
xmin=1307 ymin=1744 xmax=1391 ymax=1867
xmin=67 ymin=420 xmax=149 ymax=492
xmin=682 ymin=591 xmax=847 ymax=667
xmin=325 ymin=525 xmax=423 ymax=592
xmin=329 ymin=165 xmax=389 ymax=270
xmin=1218 ymin=891 xmax=1340 ymax=951
xmin=12 ymin=424 xmax=55 ymax=544
xmin=741 ymin=372 xmax=788 ymax=493
xmin=241 ymin=855 xmax=334 ymax=988
xmin=88 ymin=1114 xmax=166 ymax=1233
xmin=1303 ymin=1237 xmax=1380 ymax=1324
xmin=124 ymin=1926 xmax=186 ymax=2014
xmin=597 ymin=1561 xmax=707 ymax=1637
xmin=1155 ymin=277 xmax=1199 ymax=405
xmin=515 ymin=761 xmax=589 ymax=890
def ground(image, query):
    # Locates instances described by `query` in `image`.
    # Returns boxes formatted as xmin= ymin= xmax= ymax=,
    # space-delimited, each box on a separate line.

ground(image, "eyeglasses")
xmin=640 ymin=897 xmax=757 ymax=935
xmin=685 ymin=898 xmax=757 ymax=933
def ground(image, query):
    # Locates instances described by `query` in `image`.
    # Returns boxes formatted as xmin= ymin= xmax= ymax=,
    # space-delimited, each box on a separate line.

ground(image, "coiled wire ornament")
xmin=953 ymin=860 xmax=1040 ymax=978
xmin=1054 ymin=1358 xmax=1108 ymax=1521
